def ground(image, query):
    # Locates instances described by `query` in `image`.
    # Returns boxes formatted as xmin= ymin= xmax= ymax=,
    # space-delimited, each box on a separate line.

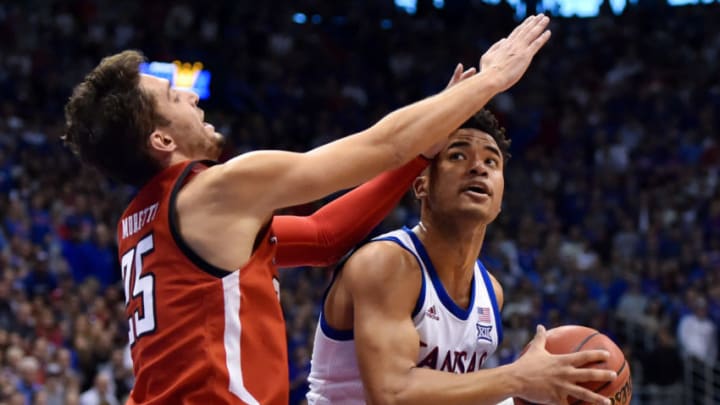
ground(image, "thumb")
xmin=529 ymin=324 xmax=548 ymax=349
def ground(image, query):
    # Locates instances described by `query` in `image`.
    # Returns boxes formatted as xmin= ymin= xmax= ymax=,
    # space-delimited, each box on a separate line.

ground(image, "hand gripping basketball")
xmin=510 ymin=325 xmax=618 ymax=405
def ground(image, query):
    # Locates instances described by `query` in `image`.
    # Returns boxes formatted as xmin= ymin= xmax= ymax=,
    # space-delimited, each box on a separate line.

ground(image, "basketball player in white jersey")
xmin=307 ymin=109 xmax=617 ymax=405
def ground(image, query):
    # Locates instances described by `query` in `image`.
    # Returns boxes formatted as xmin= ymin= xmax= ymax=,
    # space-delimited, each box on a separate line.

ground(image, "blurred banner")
xmin=140 ymin=61 xmax=211 ymax=100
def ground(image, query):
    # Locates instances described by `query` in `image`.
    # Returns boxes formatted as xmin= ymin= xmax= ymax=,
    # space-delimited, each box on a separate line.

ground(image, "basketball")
xmin=515 ymin=325 xmax=632 ymax=405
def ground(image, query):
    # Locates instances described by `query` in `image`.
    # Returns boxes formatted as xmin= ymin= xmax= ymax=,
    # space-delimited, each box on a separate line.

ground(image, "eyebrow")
xmin=484 ymin=145 xmax=502 ymax=159
xmin=447 ymin=141 xmax=502 ymax=159
xmin=447 ymin=140 xmax=471 ymax=150
xmin=165 ymin=81 xmax=171 ymax=100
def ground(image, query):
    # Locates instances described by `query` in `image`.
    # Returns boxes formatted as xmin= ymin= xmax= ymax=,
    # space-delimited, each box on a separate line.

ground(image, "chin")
xmin=212 ymin=130 xmax=226 ymax=146
xmin=208 ymin=128 xmax=224 ymax=141
xmin=214 ymin=131 xmax=226 ymax=145
xmin=457 ymin=206 xmax=496 ymax=224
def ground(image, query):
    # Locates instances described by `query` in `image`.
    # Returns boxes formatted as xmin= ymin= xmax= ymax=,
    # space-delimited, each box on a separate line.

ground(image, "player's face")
xmin=419 ymin=129 xmax=504 ymax=224
xmin=139 ymin=74 xmax=224 ymax=160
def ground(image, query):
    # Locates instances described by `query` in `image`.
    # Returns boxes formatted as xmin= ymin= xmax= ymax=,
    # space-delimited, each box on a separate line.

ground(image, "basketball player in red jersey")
xmin=62 ymin=15 xmax=552 ymax=405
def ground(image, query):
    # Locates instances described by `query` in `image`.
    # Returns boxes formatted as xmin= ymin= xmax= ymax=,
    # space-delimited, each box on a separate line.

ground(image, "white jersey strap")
xmin=477 ymin=259 xmax=503 ymax=344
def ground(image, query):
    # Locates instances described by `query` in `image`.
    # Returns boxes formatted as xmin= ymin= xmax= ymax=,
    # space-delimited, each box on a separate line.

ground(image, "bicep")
xmin=354 ymin=301 xmax=421 ymax=403
xmin=221 ymin=133 xmax=399 ymax=212
xmin=344 ymin=245 xmax=421 ymax=403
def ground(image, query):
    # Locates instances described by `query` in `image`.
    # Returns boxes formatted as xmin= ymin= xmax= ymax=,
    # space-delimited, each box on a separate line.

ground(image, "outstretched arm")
xmin=271 ymin=64 xmax=480 ymax=268
xmin=272 ymin=156 xmax=428 ymax=268
xmin=344 ymin=243 xmax=615 ymax=405
xmin=174 ymin=15 xmax=552 ymax=271
xmin=199 ymin=16 xmax=551 ymax=217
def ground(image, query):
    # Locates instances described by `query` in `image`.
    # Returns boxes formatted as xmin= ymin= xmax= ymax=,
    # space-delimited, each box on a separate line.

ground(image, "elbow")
xmin=366 ymin=386 xmax=415 ymax=405
xmin=366 ymin=392 xmax=400 ymax=405
xmin=364 ymin=366 xmax=428 ymax=405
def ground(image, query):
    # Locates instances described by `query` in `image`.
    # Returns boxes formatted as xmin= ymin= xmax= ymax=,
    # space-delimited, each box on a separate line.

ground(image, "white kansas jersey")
xmin=307 ymin=227 xmax=503 ymax=405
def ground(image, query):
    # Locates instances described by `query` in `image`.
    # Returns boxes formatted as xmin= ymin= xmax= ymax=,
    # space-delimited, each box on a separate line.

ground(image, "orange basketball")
xmin=515 ymin=325 xmax=632 ymax=405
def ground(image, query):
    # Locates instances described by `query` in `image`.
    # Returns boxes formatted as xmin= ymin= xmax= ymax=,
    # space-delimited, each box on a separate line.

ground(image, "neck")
xmin=167 ymin=152 xmax=191 ymax=167
xmin=413 ymin=216 xmax=487 ymax=302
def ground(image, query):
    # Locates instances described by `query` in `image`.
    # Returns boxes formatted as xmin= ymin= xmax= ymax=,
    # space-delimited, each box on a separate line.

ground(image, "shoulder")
xmin=342 ymin=240 xmax=422 ymax=309
xmin=344 ymin=241 xmax=419 ymax=283
xmin=175 ymin=159 xmax=266 ymax=218
xmin=179 ymin=152 xmax=307 ymax=216
xmin=177 ymin=161 xmax=228 ymax=196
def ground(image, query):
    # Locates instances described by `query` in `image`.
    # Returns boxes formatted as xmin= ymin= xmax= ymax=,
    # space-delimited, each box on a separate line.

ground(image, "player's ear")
xmin=412 ymin=175 xmax=429 ymax=200
xmin=148 ymin=130 xmax=176 ymax=153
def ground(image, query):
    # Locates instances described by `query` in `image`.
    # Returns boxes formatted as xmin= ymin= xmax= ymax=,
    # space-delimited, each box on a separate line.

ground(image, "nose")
xmin=179 ymin=88 xmax=199 ymax=105
xmin=188 ymin=91 xmax=199 ymax=105
xmin=468 ymin=158 xmax=488 ymax=177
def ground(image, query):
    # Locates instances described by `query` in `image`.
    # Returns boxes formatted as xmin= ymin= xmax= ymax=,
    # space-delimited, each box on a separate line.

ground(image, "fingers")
xmin=529 ymin=30 xmax=552 ymax=54
xmin=520 ymin=15 xmax=550 ymax=42
xmin=460 ymin=67 xmax=476 ymax=80
xmin=508 ymin=14 xmax=536 ymax=40
xmin=560 ymin=349 xmax=610 ymax=367
xmin=446 ymin=64 xmax=477 ymax=89
xmin=508 ymin=14 xmax=550 ymax=49
xmin=522 ymin=14 xmax=550 ymax=55
xmin=445 ymin=63 xmax=463 ymax=88
xmin=570 ymin=368 xmax=617 ymax=383
xmin=453 ymin=63 xmax=463 ymax=79
xmin=562 ymin=383 xmax=612 ymax=405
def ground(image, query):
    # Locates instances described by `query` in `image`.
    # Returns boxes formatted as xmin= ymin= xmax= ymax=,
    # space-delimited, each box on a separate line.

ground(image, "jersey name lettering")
xmin=121 ymin=202 xmax=159 ymax=239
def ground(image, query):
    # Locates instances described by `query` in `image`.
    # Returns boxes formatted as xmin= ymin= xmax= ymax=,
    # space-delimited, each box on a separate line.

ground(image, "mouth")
xmin=461 ymin=184 xmax=492 ymax=200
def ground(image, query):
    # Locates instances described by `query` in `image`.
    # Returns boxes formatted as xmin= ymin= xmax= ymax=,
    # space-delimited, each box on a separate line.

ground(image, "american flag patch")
xmin=477 ymin=307 xmax=492 ymax=323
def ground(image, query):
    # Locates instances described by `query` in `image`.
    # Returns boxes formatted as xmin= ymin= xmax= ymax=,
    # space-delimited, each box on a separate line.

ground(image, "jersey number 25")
xmin=121 ymin=233 xmax=157 ymax=346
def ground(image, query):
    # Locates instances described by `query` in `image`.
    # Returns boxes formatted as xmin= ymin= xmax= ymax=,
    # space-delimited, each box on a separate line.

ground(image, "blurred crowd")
xmin=1 ymin=0 xmax=719 ymax=404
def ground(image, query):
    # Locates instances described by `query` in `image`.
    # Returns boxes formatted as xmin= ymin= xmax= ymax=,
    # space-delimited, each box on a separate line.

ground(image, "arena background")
xmin=1 ymin=0 xmax=719 ymax=404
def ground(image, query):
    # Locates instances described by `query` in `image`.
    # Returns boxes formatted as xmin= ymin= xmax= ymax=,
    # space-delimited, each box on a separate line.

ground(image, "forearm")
xmin=226 ymin=71 xmax=502 ymax=212
xmin=364 ymin=71 xmax=502 ymax=167
xmin=389 ymin=365 xmax=521 ymax=405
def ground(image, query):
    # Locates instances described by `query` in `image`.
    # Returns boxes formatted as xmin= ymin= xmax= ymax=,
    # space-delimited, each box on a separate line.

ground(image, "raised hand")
xmin=479 ymin=14 xmax=551 ymax=93
xmin=511 ymin=325 xmax=616 ymax=405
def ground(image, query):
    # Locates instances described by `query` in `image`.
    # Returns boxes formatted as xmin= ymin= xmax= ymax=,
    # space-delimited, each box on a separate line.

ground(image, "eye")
xmin=485 ymin=158 xmax=499 ymax=167
xmin=449 ymin=152 xmax=466 ymax=161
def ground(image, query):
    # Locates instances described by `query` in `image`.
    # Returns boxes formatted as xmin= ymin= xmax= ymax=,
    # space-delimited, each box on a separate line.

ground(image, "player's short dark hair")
xmin=63 ymin=50 xmax=169 ymax=187
xmin=458 ymin=109 xmax=511 ymax=163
